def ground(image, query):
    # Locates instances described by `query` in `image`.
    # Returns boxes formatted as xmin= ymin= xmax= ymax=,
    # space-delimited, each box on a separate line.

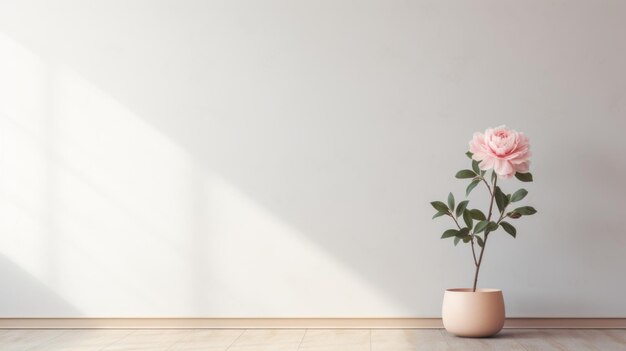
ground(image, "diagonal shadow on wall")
xmin=0 ymin=254 xmax=80 ymax=317
xmin=7 ymin=0 xmax=625 ymax=318
xmin=0 ymin=30 xmax=444 ymax=317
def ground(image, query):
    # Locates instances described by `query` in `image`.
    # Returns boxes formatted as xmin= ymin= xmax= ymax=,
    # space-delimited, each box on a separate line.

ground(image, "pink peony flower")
xmin=469 ymin=125 xmax=531 ymax=179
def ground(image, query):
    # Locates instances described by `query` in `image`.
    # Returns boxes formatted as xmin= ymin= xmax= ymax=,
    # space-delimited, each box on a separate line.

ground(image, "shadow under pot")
xmin=442 ymin=288 xmax=505 ymax=338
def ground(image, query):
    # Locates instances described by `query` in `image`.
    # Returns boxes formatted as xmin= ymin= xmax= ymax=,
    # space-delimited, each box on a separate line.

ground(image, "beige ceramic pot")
xmin=442 ymin=288 xmax=505 ymax=338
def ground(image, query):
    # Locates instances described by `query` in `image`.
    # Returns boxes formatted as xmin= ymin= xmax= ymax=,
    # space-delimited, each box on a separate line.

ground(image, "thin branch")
xmin=470 ymin=236 xmax=478 ymax=266
xmin=450 ymin=213 xmax=462 ymax=230
xmin=472 ymin=174 xmax=497 ymax=292
xmin=481 ymin=177 xmax=493 ymax=196
xmin=496 ymin=211 xmax=507 ymax=225
xmin=450 ymin=212 xmax=478 ymax=266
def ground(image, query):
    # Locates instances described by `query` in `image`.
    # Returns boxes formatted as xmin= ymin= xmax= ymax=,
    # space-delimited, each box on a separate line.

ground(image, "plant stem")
xmin=450 ymin=210 xmax=478 ymax=266
xmin=450 ymin=213 xmax=463 ymax=230
xmin=448 ymin=213 xmax=478 ymax=265
xmin=470 ymin=238 xmax=478 ymax=267
xmin=481 ymin=177 xmax=493 ymax=196
xmin=472 ymin=174 xmax=497 ymax=292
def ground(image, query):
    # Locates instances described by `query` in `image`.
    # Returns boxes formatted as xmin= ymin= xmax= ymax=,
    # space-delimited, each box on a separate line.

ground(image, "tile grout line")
xmin=516 ymin=340 xmax=531 ymax=351
xmin=602 ymin=329 xmax=626 ymax=346
xmin=24 ymin=328 xmax=69 ymax=351
xmin=164 ymin=329 xmax=191 ymax=351
xmin=541 ymin=329 xmax=571 ymax=350
xmin=163 ymin=330 xmax=184 ymax=351
xmin=166 ymin=330 xmax=192 ymax=351
xmin=513 ymin=331 xmax=530 ymax=351
xmin=98 ymin=329 xmax=138 ymax=351
xmin=438 ymin=328 xmax=453 ymax=349
xmin=296 ymin=328 xmax=308 ymax=351
xmin=225 ymin=329 xmax=246 ymax=351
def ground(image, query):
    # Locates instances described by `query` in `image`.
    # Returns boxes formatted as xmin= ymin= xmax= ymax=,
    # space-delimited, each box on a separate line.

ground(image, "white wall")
xmin=0 ymin=0 xmax=625 ymax=318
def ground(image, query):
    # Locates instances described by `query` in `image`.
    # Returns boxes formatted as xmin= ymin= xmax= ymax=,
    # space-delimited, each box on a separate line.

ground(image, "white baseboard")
xmin=0 ymin=318 xmax=624 ymax=329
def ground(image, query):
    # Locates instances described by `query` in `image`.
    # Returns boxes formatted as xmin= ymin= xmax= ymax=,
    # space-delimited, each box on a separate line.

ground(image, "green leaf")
xmin=476 ymin=235 xmax=484 ymax=247
xmin=432 ymin=211 xmax=447 ymax=219
xmin=508 ymin=211 xmax=522 ymax=219
xmin=494 ymin=186 xmax=507 ymax=213
xmin=447 ymin=193 xmax=455 ymax=212
xmin=455 ymin=200 xmax=469 ymax=218
xmin=474 ymin=220 xmax=488 ymax=233
xmin=514 ymin=206 xmax=537 ymax=215
xmin=457 ymin=227 xmax=470 ymax=238
xmin=511 ymin=189 xmax=528 ymax=202
xmin=468 ymin=209 xmax=486 ymax=221
xmin=456 ymin=170 xmax=477 ymax=179
xmin=515 ymin=172 xmax=533 ymax=182
xmin=430 ymin=201 xmax=449 ymax=213
xmin=462 ymin=235 xmax=471 ymax=243
xmin=472 ymin=160 xmax=480 ymax=174
xmin=500 ymin=221 xmax=517 ymax=238
xmin=486 ymin=221 xmax=499 ymax=232
xmin=491 ymin=170 xmax=497 ymax=183
xmin=465 ymin=151 xmax=473 ymax=159
xmin=454 ymin=236 xmax=461 ymax=246
xmin=466 ymin=179 xmax=480 ymax=196
xmin=462 ymin=209 xmax=473 ymax=229
xmin=441 ymin=229 xmax=459 ymax=239
xmin=494 ymin=186 xmax=509 ymax=213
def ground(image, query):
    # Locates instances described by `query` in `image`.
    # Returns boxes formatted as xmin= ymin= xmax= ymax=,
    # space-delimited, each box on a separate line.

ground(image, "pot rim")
xmin=445 ymin=288 xmax=502 ymax=293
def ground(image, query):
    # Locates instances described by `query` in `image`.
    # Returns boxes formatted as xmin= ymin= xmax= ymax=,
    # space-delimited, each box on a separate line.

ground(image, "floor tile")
xmin=0 ymin=329 xmax=66 ymax=351
xmin=228 ymin=329 xmax=305 ymax=351
xmin=372 ymin=329 xmax=450 ymax=351
xmin=168 ymin=329 xmax=243 ymax=351
xmin=298 ymin=329 xmax=370 ymax=351
xmin=441 ymin=329 xmax=527 ymax=350
xmin=101 ymin=329 xmax=189 ymax=351
xmin=28 ymin=329 xmax=132 ymax=351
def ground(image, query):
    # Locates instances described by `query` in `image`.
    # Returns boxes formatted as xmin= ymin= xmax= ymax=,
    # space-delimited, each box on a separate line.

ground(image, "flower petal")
xmin=479 ymin=157 xmax=495 ymax=171
xmin=494 ymin=159 xmax=514 ymax=178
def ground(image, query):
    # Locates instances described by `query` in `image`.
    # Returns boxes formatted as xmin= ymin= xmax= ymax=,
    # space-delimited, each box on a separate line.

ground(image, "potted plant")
xmin=431 ymin=125 xmax=537 ymax=337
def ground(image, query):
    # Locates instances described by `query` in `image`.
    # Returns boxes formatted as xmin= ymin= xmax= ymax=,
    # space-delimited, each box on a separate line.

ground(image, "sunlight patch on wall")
xmin=0 ymin=33 xmax=403 ymax=317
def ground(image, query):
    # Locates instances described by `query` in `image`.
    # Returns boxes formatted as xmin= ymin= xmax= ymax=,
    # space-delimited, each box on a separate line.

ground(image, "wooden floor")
xmin=0 ymin=329 xmax=624 ymax=350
